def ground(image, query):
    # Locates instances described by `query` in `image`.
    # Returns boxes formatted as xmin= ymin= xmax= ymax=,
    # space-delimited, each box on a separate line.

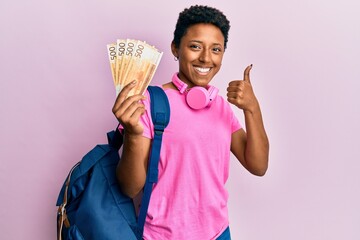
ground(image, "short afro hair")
xmin=172 ymin=5 xmax=230 ymax=49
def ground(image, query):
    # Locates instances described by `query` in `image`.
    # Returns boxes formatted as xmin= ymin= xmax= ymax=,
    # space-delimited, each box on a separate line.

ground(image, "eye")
xmin=212 ymin=47 xmax=222 ymax=53
xmin=190 ymin=44 xmax=201 ymax=50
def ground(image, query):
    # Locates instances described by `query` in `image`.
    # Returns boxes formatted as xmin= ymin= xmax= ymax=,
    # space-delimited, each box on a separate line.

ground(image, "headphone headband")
xmin=171 ymin=73 xmax=218 ymax=110
xmin=172 ymin=73 xmax=188 ymax=93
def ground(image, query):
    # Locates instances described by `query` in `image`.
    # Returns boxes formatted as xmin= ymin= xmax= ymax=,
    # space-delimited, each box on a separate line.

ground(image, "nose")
xmin=199 ymin=49 xmax=210 ymax=63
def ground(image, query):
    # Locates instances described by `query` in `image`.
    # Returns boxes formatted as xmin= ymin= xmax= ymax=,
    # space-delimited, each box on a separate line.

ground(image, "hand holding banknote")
xmin=112 ymin=80 xmax=146 ymax=136
xmin=107 ymin=39 xmax=163 ymax=96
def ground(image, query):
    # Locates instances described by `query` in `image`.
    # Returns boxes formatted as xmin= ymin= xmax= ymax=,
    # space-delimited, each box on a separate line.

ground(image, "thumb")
xmin=243 ymin=64 xmax=253 ymax=82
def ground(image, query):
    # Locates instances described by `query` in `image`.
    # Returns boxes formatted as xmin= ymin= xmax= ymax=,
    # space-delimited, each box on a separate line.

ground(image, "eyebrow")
xmin=189 ymin=40 xmax=223 ymax=46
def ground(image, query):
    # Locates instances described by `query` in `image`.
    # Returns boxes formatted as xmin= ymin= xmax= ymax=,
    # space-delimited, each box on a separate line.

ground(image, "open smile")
xmin=194 ymin=67 xmax=212 ymax=74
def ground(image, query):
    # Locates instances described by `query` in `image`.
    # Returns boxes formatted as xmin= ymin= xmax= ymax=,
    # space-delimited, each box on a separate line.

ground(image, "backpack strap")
xmin=137 ymin=86 xmax=170 ymax=234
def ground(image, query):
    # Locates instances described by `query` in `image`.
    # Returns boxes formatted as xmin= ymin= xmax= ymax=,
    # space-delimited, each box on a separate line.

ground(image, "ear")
xmin=171 ymin=41 xmax=178 ymax=58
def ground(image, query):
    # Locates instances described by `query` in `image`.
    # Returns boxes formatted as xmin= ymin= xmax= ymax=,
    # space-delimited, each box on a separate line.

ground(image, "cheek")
xmin=214 ymin=57 xmax=223 ymax=71
xmin=215 ymin=55 xmax=224 ymax=66
xmin=209 ymin=53 xmax=223 ymax=70
xmin=178 ymin=54 xmax=191 ymax=65
xmin=185 ymin=51 xmax=200 ymax=61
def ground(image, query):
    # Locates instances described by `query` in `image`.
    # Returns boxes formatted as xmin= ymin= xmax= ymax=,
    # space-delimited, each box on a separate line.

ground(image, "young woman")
xmin=112 ymin=5 xmax=269 ymax=240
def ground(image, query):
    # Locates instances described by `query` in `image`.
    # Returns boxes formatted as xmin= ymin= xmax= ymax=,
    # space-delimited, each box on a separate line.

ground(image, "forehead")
xmin=182 ymin=23 xmax=224 ymax=44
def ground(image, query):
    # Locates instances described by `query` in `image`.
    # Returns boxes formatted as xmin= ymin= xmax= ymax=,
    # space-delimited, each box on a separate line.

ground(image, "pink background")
xmin=1 ymin=0 xmax=359 ymax=239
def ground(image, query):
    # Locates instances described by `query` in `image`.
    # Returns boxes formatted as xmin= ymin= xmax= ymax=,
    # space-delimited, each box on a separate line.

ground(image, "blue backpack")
xmin=56 ymin=86 xmax=170 ymax=240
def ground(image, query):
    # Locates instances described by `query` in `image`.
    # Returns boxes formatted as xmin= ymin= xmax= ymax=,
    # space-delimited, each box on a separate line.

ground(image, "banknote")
xmin=122 ymin=40 xmax=163 ymax=96
xmin=106 ymin=43 xmax=116 ymax=86
xmin=115 ymin=39 xmax=126 ymax=86
xmin=107 ymin=39 xmax=162 ymax=96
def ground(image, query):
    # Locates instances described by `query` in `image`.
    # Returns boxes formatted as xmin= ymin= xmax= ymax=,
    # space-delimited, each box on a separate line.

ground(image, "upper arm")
xmin=231 ymin=127 xmax=269 ymax=176
xmin=231 ymin=128 xmax=248 ymax=169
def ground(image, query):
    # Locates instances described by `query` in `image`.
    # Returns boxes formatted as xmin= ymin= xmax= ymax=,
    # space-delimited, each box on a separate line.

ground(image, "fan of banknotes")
xmin=107 ymin=39 xmax=163 ymax=96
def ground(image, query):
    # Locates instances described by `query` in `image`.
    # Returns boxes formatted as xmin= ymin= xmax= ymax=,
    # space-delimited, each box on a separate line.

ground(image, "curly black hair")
xmin=173 ymin=5 xmax=230 ymax=49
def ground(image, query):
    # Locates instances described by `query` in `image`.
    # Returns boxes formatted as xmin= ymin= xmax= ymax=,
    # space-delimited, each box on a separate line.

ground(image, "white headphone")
xmin=172 ymin=73 xmax=219 ymax=110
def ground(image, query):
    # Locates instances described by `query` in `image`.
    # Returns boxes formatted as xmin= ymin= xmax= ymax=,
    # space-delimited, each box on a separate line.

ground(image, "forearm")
xmin=116 ymin=133 xmax=150 ymax=198
xmin=243 ymin=103 xmax=269 ymax=176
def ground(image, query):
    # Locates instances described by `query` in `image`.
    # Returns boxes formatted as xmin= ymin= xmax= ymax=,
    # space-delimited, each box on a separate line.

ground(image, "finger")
xmin=119 ymin=101 xmax=145 ymax=122
xmin=227 ymin=91 xmax=243 ymax=99
xmin=227 ymin=92 xmax=237 ymax=99
xmin=227 ymin=95 xmax=240 ymax=106
xmin=228 ymin=80 xmax=241 ymax=87
xmin=112 ymin=80 xmax=137 ymax=112
xmin=227 ymin=82 xmax=245 ymax=92
xmin=115 ymin=80 xmax=137 ymax=102
xmin=128 ymin=107 xmax=146 ymax=126
xmin=113 ymin=94 xmax=145 ymax=117
xmin=243 ymin=64 xmax=253 ymax=83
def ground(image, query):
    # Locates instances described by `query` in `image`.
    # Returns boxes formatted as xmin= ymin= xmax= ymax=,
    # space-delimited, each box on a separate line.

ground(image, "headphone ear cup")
xmin=186 ymin=87 xmax=209 ymax=110
xmin=186 ymin=86 xmax=219 ymax=110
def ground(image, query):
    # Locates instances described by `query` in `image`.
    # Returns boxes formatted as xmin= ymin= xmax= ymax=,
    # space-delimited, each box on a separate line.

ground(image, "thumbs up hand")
xmin=227 ymin=64 xmax=259 ymax=113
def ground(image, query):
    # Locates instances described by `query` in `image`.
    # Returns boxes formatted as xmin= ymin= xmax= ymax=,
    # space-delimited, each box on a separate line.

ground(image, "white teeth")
xmin=195 ymin=67 xmax=211 ymax=73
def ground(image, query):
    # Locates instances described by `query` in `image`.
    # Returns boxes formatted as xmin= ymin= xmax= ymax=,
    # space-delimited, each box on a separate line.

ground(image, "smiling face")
xmin=172 ymin=23 xmax=225 ymax=88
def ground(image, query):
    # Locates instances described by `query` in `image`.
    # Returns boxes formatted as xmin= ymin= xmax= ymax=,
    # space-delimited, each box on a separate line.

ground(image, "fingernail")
xmin=131 ymin=80 xmax=137 ymax=85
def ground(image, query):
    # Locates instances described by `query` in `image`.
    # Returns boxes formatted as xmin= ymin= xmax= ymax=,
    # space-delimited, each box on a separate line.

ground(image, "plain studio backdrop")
xmin=1 ymin=0 xmax=359 ymax=239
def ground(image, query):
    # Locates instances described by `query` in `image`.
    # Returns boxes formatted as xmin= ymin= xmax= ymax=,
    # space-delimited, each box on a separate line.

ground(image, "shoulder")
xmin=213 ymin=94 xmax=233 ymax=111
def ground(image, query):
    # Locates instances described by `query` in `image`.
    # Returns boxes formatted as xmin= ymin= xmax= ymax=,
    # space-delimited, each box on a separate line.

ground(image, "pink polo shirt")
xmin=137 ymin=86 xmax=241 ymax=239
